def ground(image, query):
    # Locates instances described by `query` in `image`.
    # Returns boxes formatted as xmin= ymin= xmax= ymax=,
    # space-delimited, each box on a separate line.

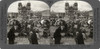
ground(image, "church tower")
xmin=73 ymin=2 xmax=78 ymax=11
xmin=26 ymin=3 xmax=31 ymax=10
xmin=65 ymin=2 xmax=69 ymax=16
xmin=18 ymin=3 xmax=22 ymax=14
xmin=26 ymin=3 xmax=31 ymax=19
xmin=73 ymin=2 xmax=79 ymax=19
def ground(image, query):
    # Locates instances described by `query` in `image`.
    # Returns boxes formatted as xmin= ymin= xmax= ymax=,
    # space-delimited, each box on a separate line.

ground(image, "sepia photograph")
xmin=7 ymin=1 xmax=93 ymax=45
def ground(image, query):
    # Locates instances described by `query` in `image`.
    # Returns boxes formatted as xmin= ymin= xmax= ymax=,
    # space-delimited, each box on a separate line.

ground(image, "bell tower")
xmin=73 ymin=2 xmax=79 ymax=19
xmin=65 ymin=2 xmax=69 ymax=16
xmin=18 ymin=2 xmax=22 ymax=14
xmin=26 ymin=2 xmax=31 ymax=10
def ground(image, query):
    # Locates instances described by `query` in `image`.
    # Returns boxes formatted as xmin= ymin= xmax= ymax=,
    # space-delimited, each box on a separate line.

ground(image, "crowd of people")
xmin=7 ymin=17 xmax=93 ymax=45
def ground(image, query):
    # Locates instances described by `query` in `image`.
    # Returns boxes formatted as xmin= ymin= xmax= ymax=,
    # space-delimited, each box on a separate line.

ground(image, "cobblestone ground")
xmin=14 ymin=37 xmax=93 ymax=45
xmin=7 ymin=26 xmax=93 ymax=45
xmin=14 ymin=37 xmax=75 ymax=45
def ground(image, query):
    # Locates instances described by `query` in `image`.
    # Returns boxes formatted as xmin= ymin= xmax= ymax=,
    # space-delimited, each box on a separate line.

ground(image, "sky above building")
xmin=8 ymin=1 xmax=49 ymax=12
xmin=51 ymin=1 xmax=93 ymax=13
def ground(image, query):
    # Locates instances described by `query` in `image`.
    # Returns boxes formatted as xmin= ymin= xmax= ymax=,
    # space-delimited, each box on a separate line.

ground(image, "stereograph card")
xmin=0 ymin=0 xmax=100 ymax=49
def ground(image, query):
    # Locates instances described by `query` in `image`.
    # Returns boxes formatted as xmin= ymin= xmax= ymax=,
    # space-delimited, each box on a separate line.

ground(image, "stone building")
xmin=65 ymin=2 xmax=79 ymax=21
xmin=18 ymin=2 xmax=32 ymax=21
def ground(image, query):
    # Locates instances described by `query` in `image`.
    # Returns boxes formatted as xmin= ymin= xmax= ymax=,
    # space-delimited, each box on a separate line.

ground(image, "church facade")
xmin=65 ymin=2 xmax=79 ymax=21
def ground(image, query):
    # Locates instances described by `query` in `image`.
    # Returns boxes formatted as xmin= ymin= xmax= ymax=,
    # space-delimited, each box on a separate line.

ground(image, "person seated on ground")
xmin=72 ymin=20 xmax=81 ymax=37
xmin=75 ymin=28 xmax=84 ymax=44
xmin=43 ymin=28 xmax=50 ymax=38
xmin=28 ymin=29 xmax=38 ymax=44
